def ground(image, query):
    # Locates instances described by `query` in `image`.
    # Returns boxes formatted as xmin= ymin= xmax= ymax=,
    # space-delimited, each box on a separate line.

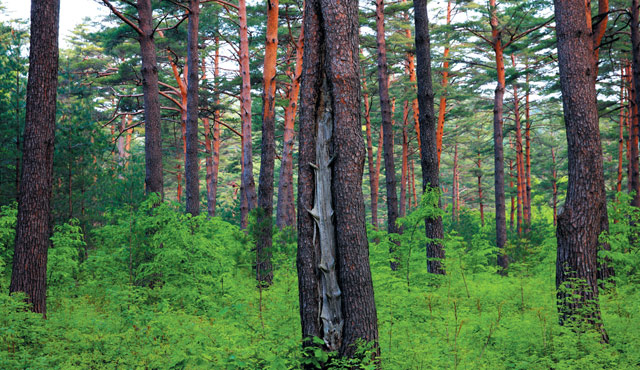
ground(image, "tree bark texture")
xmin=297 ymin=0 xmax=379 ymax=359
xmin=256 ymin=0 xmax=279 ymax=285
xmin=276 ymin=25 xmax=303 ymax=229
xmin=376 ymin=0 xmax=400 ymax=237
xmin=138 ymin=0 xmax=163 ymax=197
xmin=553 ymin=0 xmax=609 ymax=341
xmin=490 ymin=0 xmax=508 ymax=273
xmin=414 ymin=0 xmax=445 ymax=275
xmin=185 ymin=0 xmax=200 ymax=216
xmin=10 ymin=0 xmax=60 ymax=316
xmin=239 ymin=0 xmax=257 ymax=229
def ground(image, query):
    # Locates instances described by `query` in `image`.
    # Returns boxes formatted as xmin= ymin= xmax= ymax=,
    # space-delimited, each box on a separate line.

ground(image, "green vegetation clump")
xmin=0 ymin=197 xmax=639 ymax=369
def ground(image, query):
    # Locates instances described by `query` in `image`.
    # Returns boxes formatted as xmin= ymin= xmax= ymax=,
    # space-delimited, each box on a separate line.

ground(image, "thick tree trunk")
xmin=277 ymin=26 xmax=303 ymax=229
xmin=256 ymin=0 xmax=279 ymax=285
xmin=415 ymin=0 xmax=445 ymax=275
xmin=490 ymin=0 xmax=508 ymax=273
xmin=297 ymin=0 xmax=379 ymax=358
xmin=553 ymin=0 xmax=609 ymax=341
xmin=376 ymin=0 xmax=400 ymax=238
xmin=239 ymin=0 xmax=257 ymax=228
xmin=138 ymin=0 xmax=163 ymax=197
xmin=185 ymin=0 xmax=200 ymax=216
xmin=10 ymin=0 xmax=60 ymax=316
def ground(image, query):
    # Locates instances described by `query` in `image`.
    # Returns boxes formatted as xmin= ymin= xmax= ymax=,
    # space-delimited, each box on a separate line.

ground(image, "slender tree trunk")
xmin=436 ymin=0 xmax=452 ymax=167
xmin=490 ymin=0 xmax=508 ymax=273
xmin=553 ymin=0 xmax=609 ymax=341
xmin=402 ymin=0 xmax=421 ymax=151
xmin=524 ymin=63 xmax=532 ymax=224
xmin=185 ymin=0 xmax=200 ymax=216
xmin=400 ymin=100 xmax=409 ymax=217
xmin=363 ymin=75 xmax=379 ymax=227
xmin=239 ymin=0 xmax=257 ymax=228
xmin=551 ymin=147 xmax=558 ymax=227
xmin=376 ymin=0 xmax=400 ymax=241
xmin=209 ymin=36 xmax=222 ymax=217
xmin=277 ymin=25 xmax=303 ymax=229
xmin=411 ymin=159 xmax=418 ymax=209
xmin=10 ymin=0 xmax=60 ymax=316
xmin=477 ymin=154 xmax=484 ymax=227
xmin=509 ymin=157 xmax=515 ymax=232
xmin=415 ymin=0 xmax=445 ymax=274
xmin=452 ymin=141 xmax=459 ymax=223
xmin=618 ymin=63 xmax=626 ymax=193
xmin=256 ymin=0 xmax=279 ymax=285
xmin=512 ymin=55 xmax=525 ymax=234
xmin=298 ymin=0 xmax=379 ymax=358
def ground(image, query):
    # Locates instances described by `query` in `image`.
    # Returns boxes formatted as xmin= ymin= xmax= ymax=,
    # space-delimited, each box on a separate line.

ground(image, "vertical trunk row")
xmin=414 ymin=0 xmax=446 ymax=274
xmin=256 ymin=0 xmax=280 ymax=285
xmin=376 ymin=0 xmax=400 ymax=237
xmin=553 ymin=0 xmax=609 ymax=341
xmin=10 ymin=0 xmax=60 ymax=316
xmin=490 ymin=0 xmax=509 ymax=273
xmin=185 ymin=0 xmax=200 ymax=216
xmin=277 ymin=24 xmax=303 ymax=229
xmin=239 ymin=0 xmax=257 ymax=229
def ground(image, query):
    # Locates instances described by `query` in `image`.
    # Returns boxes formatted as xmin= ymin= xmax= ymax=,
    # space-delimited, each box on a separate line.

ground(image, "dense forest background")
xmin=1 ymin=0 xmax=640 ymax=368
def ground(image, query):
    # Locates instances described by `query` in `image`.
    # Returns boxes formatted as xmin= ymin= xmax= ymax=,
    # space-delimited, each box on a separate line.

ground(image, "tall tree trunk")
xmin=185 ymin=0 xmax=200 ymax=216
xmin=10 ymin=0 xmax=60 ymax=316
xmin=256 ymin=0 xmax=279 ymax=285
xmin=490 ymin=0 xmax=508 ymax=273
xmin=297 ymin=0 xmax=379 ymax=358
xmin=210 ymin=36 xmax=221 ymax=217
xmin=138 ymin=0 xmax=163 ymax=197
xmin=618 ymin=63 xmax=626 ymax=193
xmin=400 ymin=100 xmax=409 ymax=217
xmin=436 ymin=0 xmax=452 ymax=167
xmin=402 ymin=0 xmax=421 ymax=151
xmin=524 ymin=62 xmax=532 ymax=224
xmin=415 ymin=0 xmax=445 ymax=274
xmin=239 ymin=0 xmax=257 ymax=228
xmin=452 ymin=140 xmax=459 ymax=223
xmin=553 ymin=0 xmax=609 ymax=341
xmin=277 ymin=25 xmax=303 ymax=229
xmin=376 ymin=0 xmax=400 ymax=239
xmin=512 ymin=54 xmax=525 ymax=234
xmin=551 ymin=147 xmax=558 ymax=227
xmin=630 ymin=0 xmax=640 ymax=207
xmin=363 ymin=75 xmax=379 ymax=227
xmin=410 ymin=158 xmax=418 ymax=208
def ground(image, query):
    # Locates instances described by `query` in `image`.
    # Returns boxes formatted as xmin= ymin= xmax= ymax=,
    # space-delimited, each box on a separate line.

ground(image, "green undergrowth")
xmin=0 ymin=195 xmax=639 ymax=369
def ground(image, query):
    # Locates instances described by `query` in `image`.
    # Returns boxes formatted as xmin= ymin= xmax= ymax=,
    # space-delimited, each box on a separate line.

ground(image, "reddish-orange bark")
xmin=436 ymin=0 xmax=452 ymax=167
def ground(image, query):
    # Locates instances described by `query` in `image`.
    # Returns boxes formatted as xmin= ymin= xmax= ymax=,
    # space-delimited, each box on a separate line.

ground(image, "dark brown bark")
xmin=185 ymin=0 xmax=200 ymax=216
xmin=490 ymin=0 xmax=508 ymax=273
xmin=553 ymin=0 xmax=608 ymax=341
xmin=415 ymin=0 xmax=445 ymax=275
xmin=256 ymin=0 xmax=279 ymax=285
xmin=276 ymin=25 xmax=303 ymax=229
xmin=10 ymin=0 xmax=60 ymax=316
xmin=137 ymin=0 xmax=163 ymax=197
xmin=239 ymin=0 xmax=257 ymax=229
xmin=297 ymin=0 xmax=379 ymax=358
xmin=376 ymin=0 xmax=400 ymax=237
